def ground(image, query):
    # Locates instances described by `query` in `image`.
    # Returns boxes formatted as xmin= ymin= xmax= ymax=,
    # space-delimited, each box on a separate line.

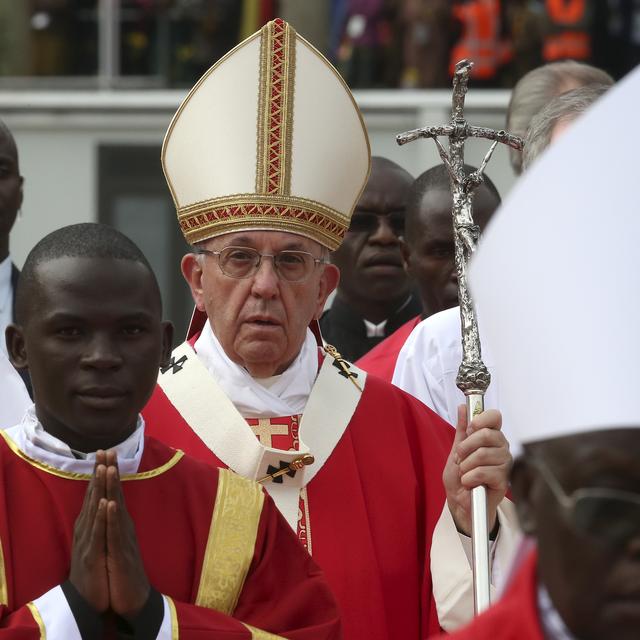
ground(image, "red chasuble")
xmin=144 ymin=336 xmax=456 ymax=640
xmin=430 ymin=551 xmax=545 ymax=640
xmin=0 ymin=432 xmax=341 ymax=638
xmin=356 ymin=316 xmax=421 ymax=382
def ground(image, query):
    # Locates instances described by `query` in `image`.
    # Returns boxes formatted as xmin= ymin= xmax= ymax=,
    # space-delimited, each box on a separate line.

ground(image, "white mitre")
xmin=469 ymin=65 xmax=640 ymax=446
xmin=162 ymin=18 xmax=370 ymax=251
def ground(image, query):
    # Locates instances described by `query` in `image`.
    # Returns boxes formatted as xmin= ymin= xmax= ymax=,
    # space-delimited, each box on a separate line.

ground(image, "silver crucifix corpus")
xmin=396 ymin=59 xmax=523 ymax=615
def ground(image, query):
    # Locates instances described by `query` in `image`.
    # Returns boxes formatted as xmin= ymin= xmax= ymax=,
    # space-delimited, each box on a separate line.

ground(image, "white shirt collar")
xmin=363 ymin=318 xmax=388 ymax=338
xmin=5 ymin=405 xmax=145 ymax=476
xmin=194 ymin=322 xmax=318 ymax=418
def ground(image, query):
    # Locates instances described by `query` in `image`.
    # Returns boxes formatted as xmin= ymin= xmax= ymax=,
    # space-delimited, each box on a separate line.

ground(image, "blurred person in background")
xmin=0 ymin=119 xmax=23 ymax=356
xmin=522 ymin=82 xmax=610 ymax=171
xmin=400 ymin=0 xmax=452 ymax=88
xmin=320 ymin=156 xmax=421 ymax=363
xmin=542 ymin=0 xmax=594 ymax=64
xmin=500 ymin=0 xmax=545 ymax=86
xmin=402 ymin=164 xmax=500 ymax=319
xmin=357 ymin=163 xmax=500 ymax=381
xmin=506 ymin=59 xmax=613 ymax=174
xmin=449 ymin=0 xmax=509 ymax=85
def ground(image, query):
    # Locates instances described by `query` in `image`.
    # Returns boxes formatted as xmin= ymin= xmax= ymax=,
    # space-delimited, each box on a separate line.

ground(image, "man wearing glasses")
xmin=434 ymin=69 xmax=640 ymax=640
xmin=144 ymin=18 xmax=518 ymax=639
xmin=319 ymin=156 xmax=421 ymax=363
xmin=357 ymin=162 xmax=500 ymax=381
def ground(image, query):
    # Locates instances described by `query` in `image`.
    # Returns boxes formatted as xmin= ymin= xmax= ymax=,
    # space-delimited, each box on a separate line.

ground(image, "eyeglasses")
xmin=530 ymin=456 xmax=640 ymax=549
xmin=195 ymin=246 xmax=328 ymax=282
xmin=348 ymin=211 xmax=405 ymax=236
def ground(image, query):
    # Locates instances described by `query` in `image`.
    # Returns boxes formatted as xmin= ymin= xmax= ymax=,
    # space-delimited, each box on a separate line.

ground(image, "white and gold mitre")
xmin=162 ymin=18 xmax=370 ymax=251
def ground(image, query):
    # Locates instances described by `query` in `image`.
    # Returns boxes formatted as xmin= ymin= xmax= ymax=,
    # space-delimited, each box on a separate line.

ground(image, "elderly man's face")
xmin=182 ymin=231 xmax=339 ymax=377
xmin=513 ymin=430 xmax=640 ymax=640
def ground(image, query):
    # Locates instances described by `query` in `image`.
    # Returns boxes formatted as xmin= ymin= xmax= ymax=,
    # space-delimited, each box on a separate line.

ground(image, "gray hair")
xmin=522 ymin=83 xmax=610 ymax=171
xmin=506 ymin=61 xmax=613 ymax=174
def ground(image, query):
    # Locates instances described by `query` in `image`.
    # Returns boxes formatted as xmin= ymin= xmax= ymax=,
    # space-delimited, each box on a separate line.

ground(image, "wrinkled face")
xmin=7 ymin=256 xmax=173 ymax=452
xmin=0 ymin=127 xmax=23 ymax=240
xmin=182 ymin=231 xmax=339 ymax=378
xmin=330 ymin=164 xmax=413 ymax=304
xmin=405 ymin=186 xmax=497 ymax=315
xmin=513 ymin=430 xmax=640 ymax=640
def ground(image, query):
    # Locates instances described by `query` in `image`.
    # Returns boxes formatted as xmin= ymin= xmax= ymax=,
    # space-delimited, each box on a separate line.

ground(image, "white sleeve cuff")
xmin=31 ymin=585 xmax=82 ymax=640
xmin=430 ymin=499 xmax=521 ymax=631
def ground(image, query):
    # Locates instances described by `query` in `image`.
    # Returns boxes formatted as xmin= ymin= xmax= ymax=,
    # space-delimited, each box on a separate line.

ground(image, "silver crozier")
xmin=396 ymin=59 xmax=523 ymax=614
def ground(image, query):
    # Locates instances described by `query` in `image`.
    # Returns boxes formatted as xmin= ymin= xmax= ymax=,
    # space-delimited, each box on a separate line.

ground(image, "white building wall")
xmin=1 ymin=89 xmax=516 ymax=267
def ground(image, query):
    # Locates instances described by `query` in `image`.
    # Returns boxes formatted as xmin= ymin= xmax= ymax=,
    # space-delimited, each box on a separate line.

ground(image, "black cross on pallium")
xmin=161 ymin=354 xmax=188 ymax=375
xmin=331 ymin=357 xmax=359 ymax=381
xmin=266 ymin=460 xmax=297 ymax=484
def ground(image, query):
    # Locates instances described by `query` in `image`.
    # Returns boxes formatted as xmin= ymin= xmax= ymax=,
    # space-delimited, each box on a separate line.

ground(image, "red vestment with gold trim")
xmin=144 ymin=334 xmax=456 ymax=640
xmin=0 ymin=433 xmax=340 ymax=638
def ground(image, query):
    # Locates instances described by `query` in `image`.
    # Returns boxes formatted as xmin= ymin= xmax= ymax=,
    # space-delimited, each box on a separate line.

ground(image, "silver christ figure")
xmin=396 ymin=59 xmax=523 ymax=615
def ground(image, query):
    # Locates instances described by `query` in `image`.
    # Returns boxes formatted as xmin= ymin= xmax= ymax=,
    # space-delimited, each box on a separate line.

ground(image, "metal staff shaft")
xmin=396 ymin=59 xmax=523 ymax=615
xmin=467 ymin=395 xmax=491 ymax=613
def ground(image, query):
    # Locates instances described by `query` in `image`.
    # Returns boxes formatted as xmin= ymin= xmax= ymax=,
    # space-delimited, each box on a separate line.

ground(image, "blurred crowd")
xmin=0 ymin=1 xmax=638 ymax=88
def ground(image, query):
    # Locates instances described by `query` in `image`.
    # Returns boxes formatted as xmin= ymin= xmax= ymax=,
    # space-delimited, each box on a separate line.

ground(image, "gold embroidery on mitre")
xmin=178 ymin=193 xmax=349 ymax=250
xmin=256 ymin=19 xmax=296 ymax=196
xmin=196 ymin=469 xmax=264 ymax=614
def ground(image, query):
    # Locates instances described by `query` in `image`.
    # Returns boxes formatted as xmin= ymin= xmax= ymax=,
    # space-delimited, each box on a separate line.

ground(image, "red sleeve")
xmin=169 ymin=493 xmax=342 ymax=639
xmin=0 ymin=604 xmax=44 ymax=638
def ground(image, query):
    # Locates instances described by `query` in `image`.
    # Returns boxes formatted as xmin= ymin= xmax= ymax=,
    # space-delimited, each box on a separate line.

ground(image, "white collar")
xmin=5 ymin=405 xmax=145 ymax=476
xmin=194 ymin=322 xmax=318 ymax=418
xmin=363 ymin=318 xmax=387 ymax=337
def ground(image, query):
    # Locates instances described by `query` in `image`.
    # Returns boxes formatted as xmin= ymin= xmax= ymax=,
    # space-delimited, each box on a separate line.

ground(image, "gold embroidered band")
xmin=195 ymin=469 xmax=264 ymax=614
xmin=166 ymin=596 xmax=179 ymax=639
xmin=256 ymin=18 xmax=296 ymax=196
xmin=243 ymin=623 xmax=285 ymax=639
xmin=0 ymin=537 xmax=7 ymax=606
xmin=26 ymin=603 xmax=46 ymax=638
xmin=179 ymin=194 xmax=348 ymax=250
